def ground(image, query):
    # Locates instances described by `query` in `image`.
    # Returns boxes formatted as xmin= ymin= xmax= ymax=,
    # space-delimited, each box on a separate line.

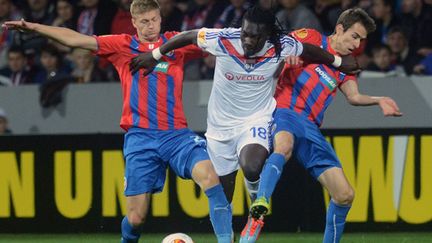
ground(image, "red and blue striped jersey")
xmin=275 ymin=29 xmax=357 ymax=127
xmin=95 ymin=32 xmax=204 ymax=131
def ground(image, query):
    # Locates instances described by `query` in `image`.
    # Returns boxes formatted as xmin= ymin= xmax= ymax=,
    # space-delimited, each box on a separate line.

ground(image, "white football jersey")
xmin=197 ymin=28 xmax=303 ymax=140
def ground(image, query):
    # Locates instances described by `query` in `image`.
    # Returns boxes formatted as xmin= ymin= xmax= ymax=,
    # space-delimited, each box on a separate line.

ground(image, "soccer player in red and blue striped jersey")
xmin=3 ymin=1 xmax=232 ymax=242
xmin=243 ymin=8 xmax=403 ymax=243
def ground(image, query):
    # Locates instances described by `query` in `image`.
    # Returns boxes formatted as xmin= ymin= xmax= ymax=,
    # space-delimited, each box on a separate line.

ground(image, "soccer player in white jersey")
xmin=130 ymin=6 xmax=359 ymax=206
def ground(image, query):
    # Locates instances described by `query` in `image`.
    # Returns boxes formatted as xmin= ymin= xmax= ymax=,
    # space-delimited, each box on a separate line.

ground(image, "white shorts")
xmin=206 ymin=116 xmax=273 ymax=176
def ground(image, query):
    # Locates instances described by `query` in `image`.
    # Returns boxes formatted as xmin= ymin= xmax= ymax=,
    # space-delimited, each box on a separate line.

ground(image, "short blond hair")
xmin=130 ymin=0 xmax=160 ymax=16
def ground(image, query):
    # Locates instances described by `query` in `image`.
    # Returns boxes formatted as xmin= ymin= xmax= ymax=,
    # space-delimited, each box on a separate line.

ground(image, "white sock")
xmin=244 ymin=178 xmax=260 ymax=201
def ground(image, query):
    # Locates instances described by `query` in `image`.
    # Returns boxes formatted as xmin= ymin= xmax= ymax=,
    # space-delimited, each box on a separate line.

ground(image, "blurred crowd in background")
xmin=0 ymin=0 xmax=431 ymax=88
xmin=0 ymin=0 xmax=431 ymax=132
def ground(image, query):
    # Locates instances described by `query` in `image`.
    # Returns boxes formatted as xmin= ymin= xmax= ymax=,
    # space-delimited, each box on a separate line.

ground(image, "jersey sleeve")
xmin=290 ymin=28 xmax=322 ymax=45
xmin=164 ymin=31 xmax=206 ymax=61
xmin=280 ymin=35 xmax=304 ymax=57
xmin=94 ymin=34 xmax=127 ymax=62
xmin=338 ymin=72 xmax=358 ymax=87
xmin=196 ymin=28 xmax=237 ymax=56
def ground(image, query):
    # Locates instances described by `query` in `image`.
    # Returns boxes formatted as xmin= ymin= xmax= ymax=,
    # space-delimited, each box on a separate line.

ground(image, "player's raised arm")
xmin=339 ymin=79 xmax=403 ymax=116
xmin=300 ymin=43 xmax=361 ymax=74
xmin=2 ymin=19 xmax=97 ymax=51
xmin=129 ymin=30 xmax=199 ymax=74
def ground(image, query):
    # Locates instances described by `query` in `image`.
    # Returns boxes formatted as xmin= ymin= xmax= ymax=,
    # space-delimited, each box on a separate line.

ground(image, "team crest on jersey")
xmin=198 ymin=30 xmax=206 ymax=45
xmin=294 ymin=29 xmax=308 ymax=39
xmin=154 ymin=62 xmax=169 ymax=73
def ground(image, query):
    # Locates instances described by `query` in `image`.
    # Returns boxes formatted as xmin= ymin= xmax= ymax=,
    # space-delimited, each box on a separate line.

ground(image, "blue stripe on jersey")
xmin=301 ymin=82 xmax=324 ymax=117
xmin=321 ymin=34 xmax=328 ymax=49
xmin=130 ymin=37 xmax=141 ymax=127
xmin=315 ymin=93 xmax=334 ymax=125
xmin=147 ymin=73 xmax=158 ymax=129
xmin=290 ymin=71 xmax=310 ymax=109
xmin=167 ymin=75 xmax=175 ymax=129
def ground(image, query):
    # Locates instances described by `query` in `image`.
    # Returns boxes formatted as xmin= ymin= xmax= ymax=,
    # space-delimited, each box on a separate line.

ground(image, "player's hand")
xmin=284 ymin=56 xmax=303 ymax=68
xmin=129 ymin=52 xmax=158 ymax=75
xmin=339 ymin=55 xmax=362 ymax=74
xmin=378 ymin=97 xmax=403 ymax=117
xmin=2 ymin=19 xmax=36 ymax=32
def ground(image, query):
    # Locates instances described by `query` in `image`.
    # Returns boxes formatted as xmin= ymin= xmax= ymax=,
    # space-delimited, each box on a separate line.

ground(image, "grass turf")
xmin=1 ymin=233 xmax=432 ymax=243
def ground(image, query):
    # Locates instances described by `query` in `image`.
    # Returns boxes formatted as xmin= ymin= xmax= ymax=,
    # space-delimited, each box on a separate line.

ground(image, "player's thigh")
xmin=237 ymin=116 xmax=272 ymax=165
xmin=123 ymin=132 xmax=167 ymax=196
xmin=206 ymin=136 xmax=239 ymax=176
xmin=167 ymin=129 xmax=212 ymax=179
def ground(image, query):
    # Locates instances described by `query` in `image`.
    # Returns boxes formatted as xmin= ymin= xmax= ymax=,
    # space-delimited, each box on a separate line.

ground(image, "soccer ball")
xmin=161 ymin=233 xmax=194 ymax=243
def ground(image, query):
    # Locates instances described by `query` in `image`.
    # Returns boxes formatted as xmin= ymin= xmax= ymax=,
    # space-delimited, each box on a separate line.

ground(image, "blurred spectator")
xmin=37 ymin=43 xmax=73 ymax=107
xmin=181 ymin=0 xmax=227 ymax=31
xmin=413 ymin=54 xmax=432 ymax=75
xmin=258 ymin=0 xmax=279 ymax=10
xmin=366 ymin=43 xmax=396 ymax=72
xmin=23 ymin=0 xmax=55 ymax=24
xmin=52 ymin=0 xmax=77 ymax=29
xmin=367 ymin=0 xmax=401 ymax=50
xmin=13 ymin=0 xmax=56 ymax=58
xmin=111 ymin=0 xmax=135 ymax=35
xmin=160 ymin=0 xmax=184 ymax=32
xmin=0 ymin=0 xmax=22 ymax=68
xmin=51 ymin=0 xmax=78 ymax=55
xmin=77 ymin=0 xmax=117 ymax=36
xmin=0 ymin=107 xmax=11 ymax=135
xmin=214 ymin=0 xmax=250 ymax=28
xmin=0 ymin=46 xmax=35 ymax=85
xmin=276 ymin=0 xmax=322 ymax=32
xmin=400 ymin=0 xmax=432 ymax=56
xmin=386 ymin=26 xmax=422 ymax=75
xmin=71 ymin=48 xmax=107 ymax=83
xmin=314 ymin=0 xmax=340 ymax=34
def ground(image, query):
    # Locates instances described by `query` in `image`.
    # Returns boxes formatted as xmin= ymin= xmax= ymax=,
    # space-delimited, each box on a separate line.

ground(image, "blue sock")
xmin=205 ymin=184 xmax=232 ymax=243
xmin=323 ymin=200 xmax=351 ymax=243
xmin=257 ymin=153 xmax=286 ymax=201
xmin=121 ymin=216 xmax=141 ymax=243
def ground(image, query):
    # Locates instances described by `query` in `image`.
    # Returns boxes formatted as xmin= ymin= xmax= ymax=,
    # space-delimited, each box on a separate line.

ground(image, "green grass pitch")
xmin=1 ymin=233 xmax=432 ymax=243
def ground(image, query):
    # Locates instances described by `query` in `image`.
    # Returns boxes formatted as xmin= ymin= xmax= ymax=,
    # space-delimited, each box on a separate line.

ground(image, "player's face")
xmin=132 ymin=9 xmax=162 ymax=43
xmin=240 ymin=19 xmax=269 ymax=57
xmin=334 ymin=22 xmax=367 ymax=55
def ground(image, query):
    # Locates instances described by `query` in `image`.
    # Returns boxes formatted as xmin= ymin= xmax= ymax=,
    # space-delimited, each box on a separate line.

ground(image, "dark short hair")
xmin=8 ymin=46 xmax=25 ymax=56
xmin=336 ymin=8 xmax=376 ymax=34
xmin=387 ymin=26 xmax=408 ymax=39
xmin=372 ymin=43 xmax=391 ymax=55
xmin=243 ymin=6 xmax=282 ymax=58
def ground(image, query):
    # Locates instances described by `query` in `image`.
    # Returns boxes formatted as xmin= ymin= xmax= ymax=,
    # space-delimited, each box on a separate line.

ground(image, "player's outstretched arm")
xmin=301 ymin=43 xmax=361 ymax=74
xmin=2 ymin=19 xmax=97 ymax=51
xmin=340 ymin=80 xmax=403 ymax=116
xmin=130 ymin=30 xmax=199 ymax=74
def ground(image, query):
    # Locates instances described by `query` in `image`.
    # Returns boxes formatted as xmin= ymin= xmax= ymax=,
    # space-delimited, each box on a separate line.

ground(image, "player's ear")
xmin=335 ymin=24 xmax=344 ymax=35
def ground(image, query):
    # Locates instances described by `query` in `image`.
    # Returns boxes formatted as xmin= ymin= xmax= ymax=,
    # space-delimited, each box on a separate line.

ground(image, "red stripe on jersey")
xmin=138 ymin=69 xmax=149 ymax=128
xmin=156 ymin=72 xmax=169 ymax=130
xmin=309 ymin=87 xmax=331 ymax=122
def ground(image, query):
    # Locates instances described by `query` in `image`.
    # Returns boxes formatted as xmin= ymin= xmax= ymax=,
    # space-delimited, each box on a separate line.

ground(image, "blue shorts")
xmin=123 ymin=127 xmax=209 ymax=196
xmin=273 ymin=108 xmax=341 ymax=179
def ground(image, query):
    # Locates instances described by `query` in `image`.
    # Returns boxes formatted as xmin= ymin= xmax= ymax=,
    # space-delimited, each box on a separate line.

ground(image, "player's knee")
xmin=195 ymin=168 xmax=220 ymax=190
xmin=273 ymin=139 xmax=293 ymax=160
xmin=127 ymin=211 xmax=147 ymax=227
xmin=333 ymin=187 xmax=355 ymax=205
xmin=242 ymin=160 xmax=264 ymax=181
